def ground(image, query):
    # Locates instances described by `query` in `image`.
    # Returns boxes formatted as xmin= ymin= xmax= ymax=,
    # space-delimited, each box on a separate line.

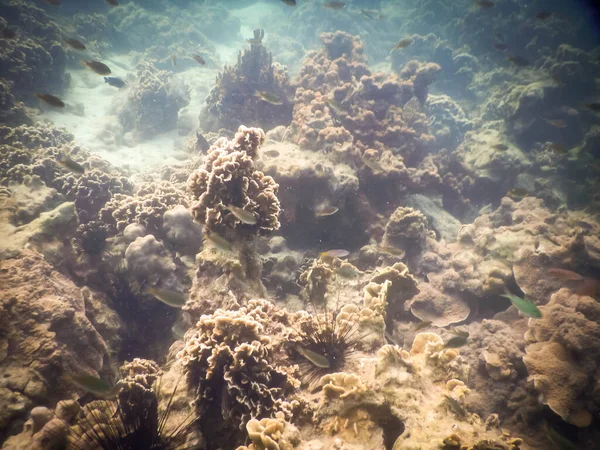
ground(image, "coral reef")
xmin=116 ymin=62 xmax=190 ymax=140
xmin=177 ymin=300 xmax=298 ymax=449
xmin=524 ymin=288 xmax=600 ymax=427
xmin=202 ymin=37 xmax=293 ymax=133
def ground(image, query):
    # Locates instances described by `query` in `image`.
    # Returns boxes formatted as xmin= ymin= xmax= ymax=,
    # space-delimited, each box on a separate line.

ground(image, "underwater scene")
xmin=1 ymin=0 xmax=600 ymax=448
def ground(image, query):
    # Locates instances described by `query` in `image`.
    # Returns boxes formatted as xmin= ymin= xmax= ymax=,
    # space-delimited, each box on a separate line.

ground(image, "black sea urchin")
xmin=64 ymin=380 xmax=197 ymax=450
xmin=292 ymin=299 xmax=362 ymax=385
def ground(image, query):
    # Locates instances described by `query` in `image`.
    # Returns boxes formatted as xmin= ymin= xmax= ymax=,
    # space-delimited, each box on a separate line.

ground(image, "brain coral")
xmin=187 ymin=125 xmax=281 ymax=236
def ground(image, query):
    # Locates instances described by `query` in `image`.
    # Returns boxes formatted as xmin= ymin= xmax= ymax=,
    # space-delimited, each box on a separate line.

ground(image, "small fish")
xmin=171 ymin=322 xmax=188 ymax=339
xmin=43 ymin=0 xmax=61 ymax=5
xmin=191 ymin=54 xmax=206 ymax=65
xmin=263 ymin=149 xmax=280 ymax=158
xmin=280 ymin=0 xmax=296 ymax=5
xmin=412 ymin=320 xmax=432 ymax=331
xmin=57 ymin=154 xmax=85 ymax=174
xmin=450 ymin=327 xmax=469 ymax=338
xmin=225 ymin=204 xmax=257 ymax=225
xmin=2 ymin=28 xmax=16 ymax=39
xmin=68 ymin=374 xmax=117 ymax=397
xmin=359 ymin=9 xmax=383 ymax=20
xmin=254 ymin=90 xmax=283 ymax=105
xmin=474 ymin=0 xmax=495 ymax=8
xmin=506 ymin=188 xmax=530 ymax=200
xmin=170 ymin=54 xmax=177 ymax=67
xmin=324 ymin=97 xmax=345 ymax=116
xmin=64 ymin=38 xmax=86 ymax=50
xmin=584 ymin=103 xmax=600 ymax=112
xmin=296 ymin=345 xmax=331 ymax=368
xmin=336 ymin=264 xmax=361 ymax=279
xmin=501 ymin=290 xmax=542 ymax=318
xmin=545 ymin=118 xmax=567 ymax=128
xmin=508 ymin=55 xmax=530 ymax=67
xmin=393 ymin=38 xmax=414 ymax=50
xmin=320 ymin=249 xmax=350 ymax=259
xmin=145 ymin=286 xmax=186 ymax=308
xmin=205 ymin=231 xmax=234 ymax=253
xmin=361 ymin=156 xmax=384 ymax=173
xmin=377 ymin=245 xmax=405 ymax=257
xmin=558 ymin=106 xmax=579 ymax=116
xmin=492 ymin=143 xmax=509 ymax=151
xmin=36 ymin=93 xmax=65 ymax=108
xmin=324 ymin=1 xmax=346 ymax=9
xmin=315 ymin=205 xmax=339 ymax=217
xmin=535 ymin=11 xmax=553 ymax=20
xmin=105 ymin=0 xmax=119 ymax=5
xmin=83 ymin=60 xmax=111 ymax=75
xmin=444 ymin=394 xmax=466 ymax=416
xmin=478 ymin=203 xmax=493 ymax=215
xmin=444 ymin=334 xmax=469 ymax=349
xmin=104 ymin=76 xmax=126 ymax=88
xmin=493 ymin=42 xmax=508 ymax=51
xmin=196 ymin=131 xmax=210 ymax=152
xmin=548 ymin=268 xmax=584 ymax=281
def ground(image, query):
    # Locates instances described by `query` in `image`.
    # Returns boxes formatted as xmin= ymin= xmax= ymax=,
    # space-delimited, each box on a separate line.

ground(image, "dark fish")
xmin=450 ymin=327 xmax=469 ymax=338
xmin=105 ymin=0 xmax=119 ymax=5
xmin=2 ymin=28 xmax=16 ymax=39
xmin=145 ymin=286 xmax=186 ymax=308
xmin=205 ymin=231 xmax=234 ymax=253
xmin=68 ymin=374 xmax=117 ymax=397
xmin=506 ymin=188 xmax=530 ymax=199
xmin=548 ymin=268 xmax=584 ymax=281
xmin=492 ymin=143 xmax=509 ymax=151
xmin=191 ymin=54 xmax=206 ymax=65
xmin=393 ymin=38 xmax=414 ymax=50
xmin=535 ymin=11 xmax=553 ymax=20
xmin=377 ymin=245 xmax=405 ymax=257
xmin=548 ymin=143 xmax=568 ymax=154
xmin=104 ymin=76 xmax=126 ymax=88
xmin=83 ymin=60 xmax=111 ymax=75
xmin=196 ymin=131 xmax=210 ymax=152
xmin=57 ymin=154 xmax=85 ymax=174
xmin=280 ymin=0 xmax=296 ymax=5
xmin=474 ymin=0 xmax=495 ymax=8
xmin=584 ymin=102 xmax=600 ymax=112
xmin=545 ymin=118 xmax=567 ymax=128
xmin=412 ymin=320 xmax=432 ymax=331
xmin=254 ymin=90 xmax=283 ymax=105
xmin=508 ymin=55 xmax=530 ymax=67
xmin=444 ymin=334 xmax=469 ymax=349
xmin=43 ymin=0 xmax=61 ymax=5
xmin=444 ymin=394 xmax=466 ymax=416
xmin=324 ymin=97 xmax=345 ymax=116
xmin=170 ymin=54 xmax=177 ymax=67
xmin=64 ymin=38 xmax=86 ymax=50
xmin=336 ymin=263 xmax=361 ymax=279
xmin=574 ymin=221 xmax=593 ymax=230
xmin=324 ymin=1 xmax=346 ymax=9
xmin=493 ymin=42 xmax=507 ymax=51
xmin=263 ymin=149 xmax=280 ymax=158
xmin=36 ymin=93 xmax=65 ymax=108
xmin=296 ymin=345 xmax=330 ymax=368
xmin=320 ymin=249 xmax=350 ymax=259
xmin=546 ymin=426 xmax=581 ymax=450
xmin=501 ymin=290 xmax=542 ymax=318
